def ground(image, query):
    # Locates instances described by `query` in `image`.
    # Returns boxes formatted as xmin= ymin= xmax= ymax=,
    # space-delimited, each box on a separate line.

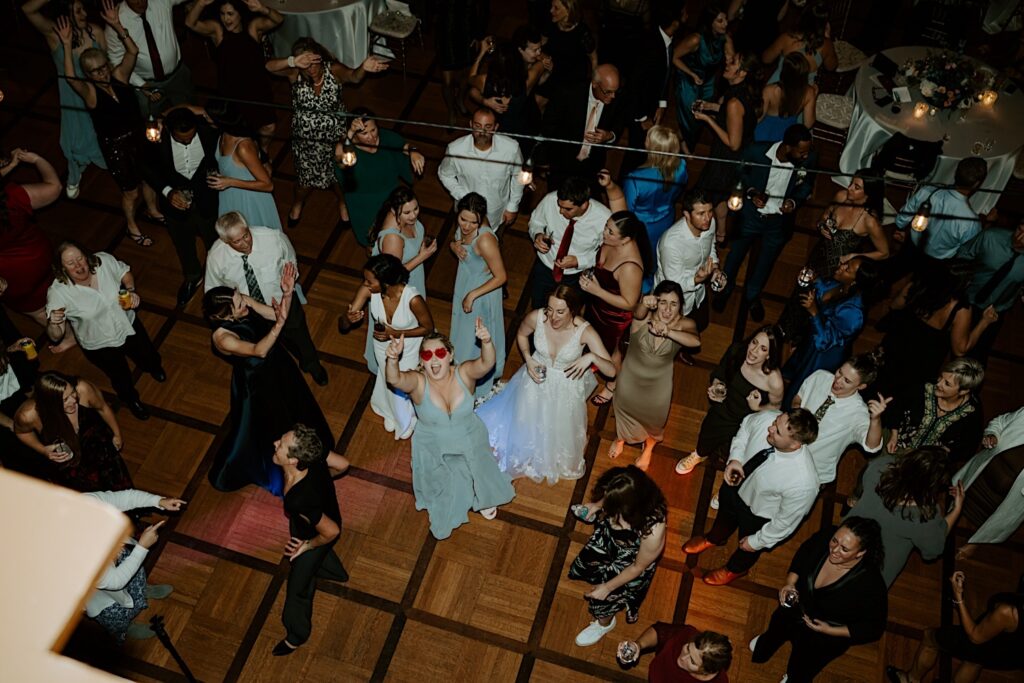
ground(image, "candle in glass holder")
xmin=980 ymin=90 xmax=998 ymax=106
xmin=928 ymin=106 xmax=938 ymax=117
xmin=913 ymin=102 xmax=929 ymax=118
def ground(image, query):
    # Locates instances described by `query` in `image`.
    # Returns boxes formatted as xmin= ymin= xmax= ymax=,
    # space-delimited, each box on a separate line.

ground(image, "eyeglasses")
xmin=419 ymin=347 xmax=449 ymax=361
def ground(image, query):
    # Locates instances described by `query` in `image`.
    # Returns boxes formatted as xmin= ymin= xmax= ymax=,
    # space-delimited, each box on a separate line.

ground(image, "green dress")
xmin=335 ymin=128 xmax=413 ymax=246
xmin=411 ymin=371 xmax=515 ymax=539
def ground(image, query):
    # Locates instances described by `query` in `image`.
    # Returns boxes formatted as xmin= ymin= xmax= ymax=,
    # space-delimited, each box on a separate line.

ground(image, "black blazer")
xmin=623 ymin=28 xmax=671 ymax=122
xmin=539 ymin=82 xmax=627 ymax=170
xmin=142 ymin=123 xmax=220 ymax=219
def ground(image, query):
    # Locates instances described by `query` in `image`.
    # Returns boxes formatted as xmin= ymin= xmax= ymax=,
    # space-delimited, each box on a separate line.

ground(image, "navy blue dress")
xmin=209 ymin=314 xmax=335 ymax=496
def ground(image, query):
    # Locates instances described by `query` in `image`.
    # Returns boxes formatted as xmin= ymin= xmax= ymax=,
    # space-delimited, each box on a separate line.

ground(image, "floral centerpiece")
xmin=902 ymin=52 xmax=995 ymax=110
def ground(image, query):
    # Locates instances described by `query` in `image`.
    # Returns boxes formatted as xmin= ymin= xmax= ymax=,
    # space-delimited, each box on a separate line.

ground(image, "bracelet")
xmin=952 ymin=598 xmax=963 ymax=604
xmin=287 ymin=55 xmax=296 ymax=68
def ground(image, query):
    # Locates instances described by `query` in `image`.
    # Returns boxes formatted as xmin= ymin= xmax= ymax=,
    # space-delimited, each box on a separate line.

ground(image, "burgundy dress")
xmin=586 ymin=261 xmax=639 ymax=353
xmin=41 ymin=405 xmax=133 ymax=492
xmin=216 ymin=29 xmax=276 ymax=130
xmin=0 ymin=184 xmax=52 ymax=313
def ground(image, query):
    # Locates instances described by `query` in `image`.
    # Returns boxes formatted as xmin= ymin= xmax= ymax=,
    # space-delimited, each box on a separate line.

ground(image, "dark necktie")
xmin=141 ymin=15 xmax=166 ymax=81
xmin=741 ymin=446 xmax=775 ymax=488
xmin=814 ymin=396 xmax=835 ymax=421
xmin=242 ymin=255 xmax=265 ymax=304
xmin=974 ymin=252 xmax=1020 ymax=306
xmin=552 ymin=219 xmax=576 ymax=283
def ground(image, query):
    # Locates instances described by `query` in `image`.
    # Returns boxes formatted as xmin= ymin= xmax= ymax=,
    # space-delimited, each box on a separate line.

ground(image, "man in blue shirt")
xmin=895 ymin=157 xmax=988 ymax=260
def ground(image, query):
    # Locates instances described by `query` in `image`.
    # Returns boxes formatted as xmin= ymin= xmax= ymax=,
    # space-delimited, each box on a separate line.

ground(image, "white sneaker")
xmin=675 ymin=451 xmax=706 ymax=475
xmin=574 ymin=617 xmax=616 ymax=647
xmin=710 ymin=494 xmax=719 ymax=510
xmin=66 ymin=183 xmax=80 ymax=199
xmin=749 ymin=634 xmax=760 ymax=652
xmin=780 ymin=676 xmax=788 ymax=683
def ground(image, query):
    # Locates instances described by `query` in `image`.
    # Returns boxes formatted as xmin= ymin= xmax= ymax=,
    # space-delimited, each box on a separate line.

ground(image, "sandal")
xmin=571 ymin=504 xmax=597 ymax=523
xmin=590 ymin=389 xmax=613 ymax=406
xmin=125 ymin=230 xmax=154 ymax=247
xmin=480 ymin=506 xmax=497 ymax=520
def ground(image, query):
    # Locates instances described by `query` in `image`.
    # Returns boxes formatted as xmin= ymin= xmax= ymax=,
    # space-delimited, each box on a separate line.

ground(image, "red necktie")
xmin=141 ymin=15 xmax=166 ymax=81
xmin=552 ymin=219 xmax=576 ymax=283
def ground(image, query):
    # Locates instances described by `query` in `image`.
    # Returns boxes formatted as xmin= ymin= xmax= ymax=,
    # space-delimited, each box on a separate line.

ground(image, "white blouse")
xmin=46 ymin=252 xmax=135 ymax=351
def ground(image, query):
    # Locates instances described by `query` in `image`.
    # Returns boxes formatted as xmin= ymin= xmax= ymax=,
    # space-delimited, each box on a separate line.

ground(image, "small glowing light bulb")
xmin=727 ymin=190 xmax=743 ymax=211
xmin=145 ymin=117 xmax=161 ymax=143
xmin=911 ymin=201 xmax=931 ymax=232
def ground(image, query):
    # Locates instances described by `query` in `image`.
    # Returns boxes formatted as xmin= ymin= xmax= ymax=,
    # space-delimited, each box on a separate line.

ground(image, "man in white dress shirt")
xmin=683 ymin=408 xmax=820 ymax=586
xmin=205 ymin=212 xmax=329 ymax=385
xmin=106 ymin=0 xmax=193 ymax=115
xmin=654 ymin=189 xmax=723 ymax=331
xmin=527 ymin=176 xmax=611 ymax=308
xmin=438 ymin=107 xmax=524 ymax=233
xmin=792 ymin=358 xmax=889 ymax=485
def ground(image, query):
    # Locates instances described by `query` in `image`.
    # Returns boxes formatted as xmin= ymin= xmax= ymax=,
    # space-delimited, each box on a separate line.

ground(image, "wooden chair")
xmin=369 ymin=2 xmax=422 ymax=81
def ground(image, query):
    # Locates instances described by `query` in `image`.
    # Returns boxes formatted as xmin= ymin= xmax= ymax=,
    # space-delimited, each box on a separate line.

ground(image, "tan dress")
xmin=613 ymin=323 xmax=681 ymax=444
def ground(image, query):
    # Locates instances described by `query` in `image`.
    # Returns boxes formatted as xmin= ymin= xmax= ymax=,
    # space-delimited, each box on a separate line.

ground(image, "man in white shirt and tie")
xmin=438 ymin=107 xmax=524 ymax=233
xmin=106 ymin=0 xmax=193 ymax=115
xmin=792 ymin=356 xmax=889 ymax=486
xmin=205 ymin=212 xmax=329 ymax=385
xmin=683 ymin=408 xmax=820 ymax=586
xmin=654 ymin=189 xmax=724 ymax=331
xmin=527 ymin=176 xmax=611 ymax=309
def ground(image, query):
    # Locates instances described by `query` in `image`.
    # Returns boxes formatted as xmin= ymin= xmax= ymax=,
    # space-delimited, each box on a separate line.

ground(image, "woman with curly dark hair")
xmin=761 ymin=1 xmax=838 ymax=86
xmin=751 ymin=516 xmax=888 ymax=682
xmin=568 ymin=465 xmax=668 ymax=647
xmin=846 ymin=446 xmax=965 ymax=586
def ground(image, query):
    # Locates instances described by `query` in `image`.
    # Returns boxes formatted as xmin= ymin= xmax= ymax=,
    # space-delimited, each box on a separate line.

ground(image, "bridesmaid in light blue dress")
xmin=24 ymin=0 xmax=107 ymax=193
xmin=449 ymin=193 xmax=506 ymax=398
xmin=365 ymin=186 xmax=436 ymax=373
xmin=210 ymin=110 xmax=281 ymax=229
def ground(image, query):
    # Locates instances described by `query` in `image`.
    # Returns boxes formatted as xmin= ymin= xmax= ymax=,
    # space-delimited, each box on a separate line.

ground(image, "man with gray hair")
xmin=205 ymin=212 xmax=328 ymax=385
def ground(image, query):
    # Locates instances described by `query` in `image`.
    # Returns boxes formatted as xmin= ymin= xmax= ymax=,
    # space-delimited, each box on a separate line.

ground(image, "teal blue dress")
xmin=365 ymin=221 xmax=427 ymax=374
xmin=450 ymin=227 xmax=505 ymax=397
xmin=53 ymin=41 xmax=107 ymax=186
xmin=675 ymin=32 xmax=726 ymax=147
xmin=215 ymin=136 xmax=282 ymax=229
xmin=411 ymin=371 xmax=515 ymax=539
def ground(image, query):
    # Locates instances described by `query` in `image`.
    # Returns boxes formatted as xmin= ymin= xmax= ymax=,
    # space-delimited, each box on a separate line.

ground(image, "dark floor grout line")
xmin=346 ymin=465 xmax=414 ymax=495
xmin=168 ymin=532 xmax=281 ymax=574
xmin=533 ymin=646 xmax=642 ymax=682
xmin=316 ymin=580 xmax=402 ymax=615
xmin=406 ymin=608 xmax=532 ymax=653
xmin=222 ymin=560 xmax=291 ymax=683
xmin=115 ymin=654 xmax=196 ymax=683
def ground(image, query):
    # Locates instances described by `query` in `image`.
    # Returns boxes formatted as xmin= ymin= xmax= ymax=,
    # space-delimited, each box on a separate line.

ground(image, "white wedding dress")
xmin=476 ymin=315 xmax=597 ymax=484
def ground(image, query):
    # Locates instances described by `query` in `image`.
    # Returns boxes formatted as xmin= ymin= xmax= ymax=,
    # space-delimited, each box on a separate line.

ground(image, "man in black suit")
xmin=619 ymin=0 xmax=687 ymax=176
xmin=143 ymin=108 xmax=219 ymax=307
xmin=539 ymin=64 xmax=626 ymax=190
xmin=713 ymin=124 xmax=816 ymax=322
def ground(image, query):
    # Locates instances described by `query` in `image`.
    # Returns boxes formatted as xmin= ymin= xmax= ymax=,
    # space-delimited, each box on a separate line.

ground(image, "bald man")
xmin=540 ymin=64 xmax=628 ymax=189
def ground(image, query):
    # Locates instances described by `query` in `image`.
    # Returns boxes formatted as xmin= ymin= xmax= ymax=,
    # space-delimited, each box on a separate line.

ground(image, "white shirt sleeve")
xmin=748 ymin=485 xmax=817 ymax=550
xmin=857 ymin=411 xmax=881 ymax=453
xmin=85 ymin=489 xmax=164 ymax=512
xmin=105 ymin=24 xmax=146 ymax=87
xmin=437 ymin=144 xmax=469 ymax=202
xmin=657 ymin=231 xmax=689 ymax=289
xmin=204 ymin=246 xmax=227 ymax=292
xmin=729 ymin=414 xmax=757 ymax=464
xmin=96 ymin=544 xmax=149 ymax=591
xmin=506 ymin=143 xmax=524 ymax=212
xmin=528 ymin=194 xmax=553 ymax=239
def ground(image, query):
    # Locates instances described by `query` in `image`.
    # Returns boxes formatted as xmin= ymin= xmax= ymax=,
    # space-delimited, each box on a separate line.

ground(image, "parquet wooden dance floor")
xmin=2 ymin=3 xmax=1022 ymax=681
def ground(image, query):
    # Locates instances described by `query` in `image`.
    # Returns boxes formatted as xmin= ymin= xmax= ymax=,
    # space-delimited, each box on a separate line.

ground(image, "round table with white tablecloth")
xmin=270 ymin=0 xmax=387 ymax=68
xmin=838 ymin=46 xmax=1024 ymax=215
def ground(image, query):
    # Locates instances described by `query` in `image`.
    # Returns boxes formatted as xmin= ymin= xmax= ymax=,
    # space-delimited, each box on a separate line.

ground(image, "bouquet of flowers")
xmin=902 ymin=52 xmax=994 ymax=110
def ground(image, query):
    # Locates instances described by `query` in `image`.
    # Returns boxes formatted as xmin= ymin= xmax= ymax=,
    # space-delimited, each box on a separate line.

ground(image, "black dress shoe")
xmin=711 ymin=291 xmax=730 ymax=313
xmin=126 ymin=400 xmax=150 ymax=421
xmin=150 ymin=367 xmax=167 ymax=383
xmin=748 ymin=298 xmax=765 ymax=322
xmin=287 ymin=216 xmax=300 ymax=229
xmin=272 ymin=640 xmax=298 ymax=657
xmin=176 ymin=280 xmax=200 ymax=308
xmin=310 ymin=364 xmax=329 ymax=386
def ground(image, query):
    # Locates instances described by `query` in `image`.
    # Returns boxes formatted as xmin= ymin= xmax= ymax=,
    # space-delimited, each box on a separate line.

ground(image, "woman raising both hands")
xmin=384 ymin=322 xmax=515 ymax=540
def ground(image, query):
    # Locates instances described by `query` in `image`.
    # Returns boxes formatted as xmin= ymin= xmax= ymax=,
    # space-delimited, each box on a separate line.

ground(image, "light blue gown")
xmin=215 ymin=136 xmax=282 ymax=229
xmin=450 ymin=227 xmax=505 ymax=397
xmin=53 ymin=41 xmax=107 ymax=186
xmin=365 ymin=221 xmax=427 ymax=374
xmin=412 ymin=371 xmax=515 ymax=539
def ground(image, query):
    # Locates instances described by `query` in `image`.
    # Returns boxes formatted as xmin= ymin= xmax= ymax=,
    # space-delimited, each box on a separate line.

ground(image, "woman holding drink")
xmin=749 ymin=517 xmax=888 ymax=682
xmin=14 ymin=371 xmax=133 ymax=492
xmin=45 ymin=242 xmax=164 ymax=420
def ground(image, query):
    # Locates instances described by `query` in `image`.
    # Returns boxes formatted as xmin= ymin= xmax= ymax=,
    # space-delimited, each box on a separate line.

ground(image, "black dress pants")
xmin=167 ymin=208 xmax=217 ymax=284
xmin=282 ymin=541 xmax=348 ymax=646
xmin=80 ymin=317 xmax=163 ymax=403
xmin=752 ymin=606 xmax=852 ymax=683
xmin=280 ymin=293 xmax=321 ymax=373
xmin=529 ymin=258 xmax=581 ymax=310
xmin=705 ymin=483 xmax=770 ymax=573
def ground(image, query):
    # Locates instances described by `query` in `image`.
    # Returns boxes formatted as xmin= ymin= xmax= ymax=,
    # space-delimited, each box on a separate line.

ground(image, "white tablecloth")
xmin=837 ymin=46 xmax=1024 ymax=214
xmin=271 ymin=0 xmax=387 ymax=68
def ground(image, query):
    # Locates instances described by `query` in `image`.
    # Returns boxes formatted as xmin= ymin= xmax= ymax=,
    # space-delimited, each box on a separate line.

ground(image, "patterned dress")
xmin=41 ymin=405 xmax=133 ymax=493
xmin=568 ymin=517 xmax=662 ymax=622
xmin=290 ymin=68 xmax=344 ymax=189
xmin=93 ymin=545 xmax=148 ymax=643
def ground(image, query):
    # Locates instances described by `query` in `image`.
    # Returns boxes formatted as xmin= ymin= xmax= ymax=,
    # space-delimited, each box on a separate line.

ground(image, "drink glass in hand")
xmin=372 ymin=315 xmax=386 ymax=334
xmin=710 ymin=270 xmax=727 ymax=293
xmin=783 ymin=588 xmax=800 ymax=608
xmin=691 ymin=100 xmax=703 ymax=115
xmin=180 ymin=188 xmax=194 ymax=208
xmin=536 ymin=364 xmax=547 ymax=382
xmin=797 ymin=266 xmax=816 ymax=288
xmin=616 ymin=640 xmax=640 ymax=665
xmin=709 ymin=379 xmax=727 ymax=402
xmin=541 ymin=231 xmax=554 ymax=248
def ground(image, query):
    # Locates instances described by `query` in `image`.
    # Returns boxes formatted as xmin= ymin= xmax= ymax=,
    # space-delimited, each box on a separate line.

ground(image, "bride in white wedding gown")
xmin=476 ymin=285 xmax=616 ymax=484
